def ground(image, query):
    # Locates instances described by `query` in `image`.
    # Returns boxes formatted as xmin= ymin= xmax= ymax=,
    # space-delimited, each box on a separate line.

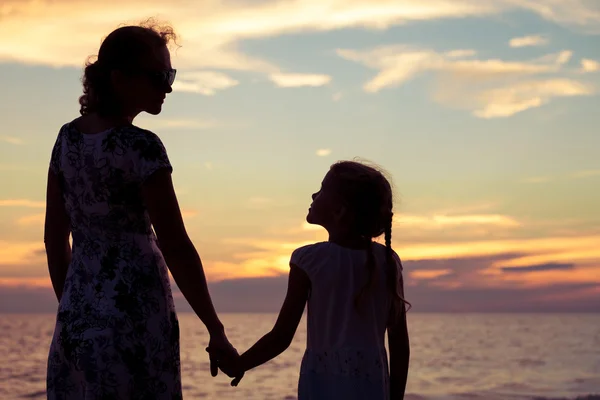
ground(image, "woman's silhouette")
xmin=44 ymin=20 xmax=236 ymax=399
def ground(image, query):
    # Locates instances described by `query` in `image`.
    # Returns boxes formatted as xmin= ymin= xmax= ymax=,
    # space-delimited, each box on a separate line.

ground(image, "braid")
xmin=354 ymin=238 xmax=377 ymax=312
xmin=329 ymin=160 xmax=411 ymax=314
xmin=385 ymin=213 xmax=411 ymax=321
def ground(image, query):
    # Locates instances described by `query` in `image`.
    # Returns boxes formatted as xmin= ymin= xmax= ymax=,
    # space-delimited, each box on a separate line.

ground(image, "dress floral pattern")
xmin=46 ymin=122 xmax=182 ymax=400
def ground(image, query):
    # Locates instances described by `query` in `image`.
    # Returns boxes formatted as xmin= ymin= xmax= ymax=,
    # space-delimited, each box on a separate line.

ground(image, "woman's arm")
xmin=142 ymin=168 xmax=225 ymax=336
xmin=231 ymin=265 xmax=310 ymax=378
xmin=44 ymin=169 xmax=72 ymax=302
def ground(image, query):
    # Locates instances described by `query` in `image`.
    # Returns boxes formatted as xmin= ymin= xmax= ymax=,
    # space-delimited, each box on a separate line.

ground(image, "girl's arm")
xmin=44 ymin=169 xmax=72 ymax=302
xmin=388 ymin=290 xmax=410 ymax=399
xmin=233 ymin=265 xmax=310 ymax=378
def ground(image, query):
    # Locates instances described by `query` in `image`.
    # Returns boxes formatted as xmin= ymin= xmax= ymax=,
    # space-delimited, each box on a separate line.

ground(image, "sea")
xmin=1 ymin=313 xmax=599 ymax=400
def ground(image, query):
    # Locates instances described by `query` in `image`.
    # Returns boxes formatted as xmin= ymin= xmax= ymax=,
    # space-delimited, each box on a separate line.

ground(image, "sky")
xmin=0 ymin=0 xmax=599 ymax=313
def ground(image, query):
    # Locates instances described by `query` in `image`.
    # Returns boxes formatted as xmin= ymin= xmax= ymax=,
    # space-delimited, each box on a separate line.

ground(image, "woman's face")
xmin=113 ymin=45 xmax=175 ymax=117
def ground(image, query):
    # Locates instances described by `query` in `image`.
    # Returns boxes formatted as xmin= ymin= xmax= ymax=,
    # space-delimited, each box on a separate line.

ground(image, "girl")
xmin=210 ymin=160 xmax=410 ymax=399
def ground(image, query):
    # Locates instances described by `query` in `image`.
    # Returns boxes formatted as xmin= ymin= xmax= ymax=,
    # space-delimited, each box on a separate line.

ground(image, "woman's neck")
xmin=74 ymin=113 xmax=134 ymax=134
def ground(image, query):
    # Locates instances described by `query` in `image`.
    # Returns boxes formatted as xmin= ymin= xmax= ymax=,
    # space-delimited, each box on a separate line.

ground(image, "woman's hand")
xmin=206 ymin=334 xmax=245 ymax=386
xmin=206 ymin=332 xmax=244 ymax=385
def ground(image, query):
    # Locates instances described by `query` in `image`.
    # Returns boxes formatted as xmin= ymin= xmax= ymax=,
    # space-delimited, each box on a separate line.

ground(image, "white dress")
xmin=290 ymin=241 xmax=404 ymax=400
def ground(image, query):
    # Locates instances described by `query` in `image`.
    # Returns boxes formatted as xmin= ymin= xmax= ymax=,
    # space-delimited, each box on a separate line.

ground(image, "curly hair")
xmin=79 ymin=18 xmax=178 ymax=116
xmin=328 ymin=160 xmax=411 ymax=318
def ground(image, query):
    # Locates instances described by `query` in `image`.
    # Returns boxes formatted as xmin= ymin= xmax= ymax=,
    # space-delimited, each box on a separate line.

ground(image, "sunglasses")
xmin=145 ymin=68 xmax=177 ymax=87
xmin=124 ymin=68 xmax=177 ymax=87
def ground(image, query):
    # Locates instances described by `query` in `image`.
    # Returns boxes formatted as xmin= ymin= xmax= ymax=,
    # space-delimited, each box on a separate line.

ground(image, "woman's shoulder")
xmin=63 ymin=117 xmax=161 ymax=140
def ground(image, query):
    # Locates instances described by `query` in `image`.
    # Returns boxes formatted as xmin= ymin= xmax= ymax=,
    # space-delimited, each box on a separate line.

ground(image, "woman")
xmin=44 ymin=20 xmax=235 ymax=399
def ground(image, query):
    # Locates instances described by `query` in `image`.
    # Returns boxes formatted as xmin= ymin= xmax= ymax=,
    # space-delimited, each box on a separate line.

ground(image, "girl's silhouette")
xmin=211 ymin=160 xmax=410 ymax=400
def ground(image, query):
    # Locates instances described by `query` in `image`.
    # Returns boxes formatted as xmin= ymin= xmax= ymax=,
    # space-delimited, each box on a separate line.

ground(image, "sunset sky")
xmin=0 ymin=0 xmax=599 ymax=313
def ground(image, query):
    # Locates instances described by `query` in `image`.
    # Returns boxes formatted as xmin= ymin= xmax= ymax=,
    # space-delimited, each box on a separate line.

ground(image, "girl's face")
xmin=306 ymin=171 xmax=344 ymax=229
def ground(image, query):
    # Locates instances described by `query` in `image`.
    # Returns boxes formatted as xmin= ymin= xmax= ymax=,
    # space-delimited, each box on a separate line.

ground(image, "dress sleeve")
xmin=290 ymin=244 xmax=321 ymax=281
xmin=49 ymin=128 xmax=64 ymax=175
xmin=130 ymin=131 xmax=173 ymax=183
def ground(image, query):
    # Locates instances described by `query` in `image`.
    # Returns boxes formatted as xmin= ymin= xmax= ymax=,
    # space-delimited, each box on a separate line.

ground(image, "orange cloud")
xmin=410 ymin=269 xmax=452 ymax=280
xmin=395 ymin=213 xmax=520 ymax=229
xmin=0 ymin=199 xmax=44 ymax=208
xmin=16 ymin=213 xmax=45 ymax=226
xmin=0 ymin=240 xmax=44 ymax=265
xmin=0 ymin=277 xmax=51 ymax=288
xmin=494 ymin=265 xmax=600 ymax=286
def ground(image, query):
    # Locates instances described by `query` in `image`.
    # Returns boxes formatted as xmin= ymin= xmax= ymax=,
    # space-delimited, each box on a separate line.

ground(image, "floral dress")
xmin=46 ymin=122 xmax=182 ymax=400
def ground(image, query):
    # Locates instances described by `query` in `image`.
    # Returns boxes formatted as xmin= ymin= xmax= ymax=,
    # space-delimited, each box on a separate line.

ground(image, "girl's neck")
xmin=328 ymin=230 xmax=370 ymax=250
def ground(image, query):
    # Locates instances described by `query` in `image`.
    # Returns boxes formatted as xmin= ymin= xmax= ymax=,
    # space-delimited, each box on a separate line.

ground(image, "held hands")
xmin=206 ymin=333 xmax=245 ymax=386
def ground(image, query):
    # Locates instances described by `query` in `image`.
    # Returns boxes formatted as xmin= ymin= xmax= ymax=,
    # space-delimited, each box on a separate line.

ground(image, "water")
xmin=1 ymin=313 xmax=599 ymax=400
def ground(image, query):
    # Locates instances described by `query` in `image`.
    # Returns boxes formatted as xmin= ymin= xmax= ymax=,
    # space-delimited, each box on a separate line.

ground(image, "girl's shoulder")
xmin=289 ymin=242 xmax=333 ymax=278
xmin=291 ymin=241 xmax=329 ymax=261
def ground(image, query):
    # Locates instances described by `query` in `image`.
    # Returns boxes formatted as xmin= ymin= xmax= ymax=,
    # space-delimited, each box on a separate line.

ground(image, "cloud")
xmin=0 ymin=240 xmax=44 ymax=266
xmin=2 ymin=262 xmax=599 ymax=313
xmin=509 ymin=34 xmax=549 ymax=48
xmin=181 ymin=209 xmax=198 ymax=218
xmin=0 ymin=164 xmax=29 ymax=171
xmin=15 ymin=213 xmax=45 ymax=226
xmin=246 ymin=197 xmax=274 ymax=210
xmin=0 ymin=136 xmax=24 ymax=145
xmin=399 ymin=235 xmax=600 ymax=267
xmin=337 ymin=45 xmax=593 ymax=118
xmin=410 ymin=269 xmax=452 ymax=280
xmin=137 ymin=117 xmax=219 ymax=130
xmin=580 ymin=58 xmax=600 ymax=72
xmin=467 ymin=78 xmax=592 ymax=118
xmin=172 ymin=71 xmax=239 ymax=95
xmin=1 ymin=211 xmax=599 ymax=312
xmin=316 ymin=148 xmax=332 ymax=156
xmin=0 ymin=0 xmax=496 ymax=73
xmin=1 ymin=0 xmax=600 ymax=89
xmin=514 ymin=0 xmax=600 ymax=34
xmin=0 ymin=285 xmax=59 ymax=313
xmin=521 ymin=176 xmax=552 ymax=183
xmin=500 ymin=262 xmax=575 ymax=273
xmin=301 ymin=221 xmax=323 ymax=232
xmin=336 ymin=46 xmax=565 ymax=90
xmin=0 ymin=199 xmax=45 ymax=208
xmin=396 ymin=213 xmax=520 ymax=229
xmin=522 ymin=170 xmax=600 ymax=183
xmin=269 ymin=73 xmax=331 ymax=88
xmin=572 ymin=169 xmax=600 ymax=178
